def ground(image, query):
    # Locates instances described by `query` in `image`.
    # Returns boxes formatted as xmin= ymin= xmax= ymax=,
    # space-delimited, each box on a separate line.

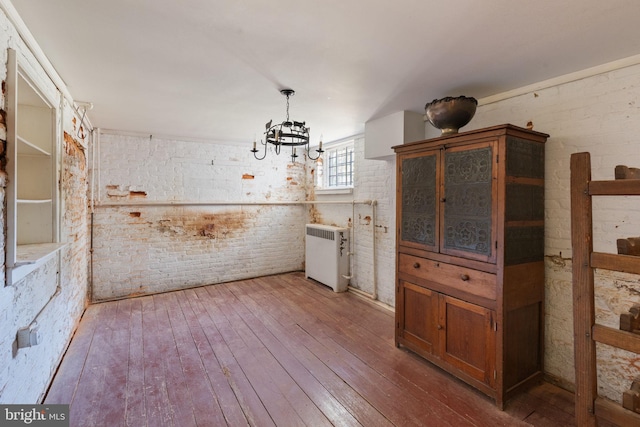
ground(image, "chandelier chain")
xmin=286 ymin=93 xmax=290 ymax=122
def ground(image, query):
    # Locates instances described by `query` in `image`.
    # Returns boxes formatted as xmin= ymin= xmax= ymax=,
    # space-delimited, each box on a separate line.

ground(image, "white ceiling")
xmin=8 ymin=0 xmax=640 ymax=144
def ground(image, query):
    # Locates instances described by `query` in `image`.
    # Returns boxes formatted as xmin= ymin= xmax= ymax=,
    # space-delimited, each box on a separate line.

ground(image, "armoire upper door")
xmin=440 ymin=141 xmax=498 ymax=263
xmin=398 ymin=150 xmax=440 ymax=252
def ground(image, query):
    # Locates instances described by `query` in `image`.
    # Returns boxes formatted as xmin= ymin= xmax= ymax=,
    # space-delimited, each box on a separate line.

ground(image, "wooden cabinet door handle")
xmin=460 ymin=274 xmax=470 ymax=281
xmin=413 ymin=262 xmax=420 ymax=269
xmin=437 ymin=325 xmax=443 ymax=330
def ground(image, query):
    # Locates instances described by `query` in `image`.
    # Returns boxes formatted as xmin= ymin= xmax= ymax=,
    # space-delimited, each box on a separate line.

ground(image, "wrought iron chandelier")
xmin=251 ymin=89 xmax=323 ymax=163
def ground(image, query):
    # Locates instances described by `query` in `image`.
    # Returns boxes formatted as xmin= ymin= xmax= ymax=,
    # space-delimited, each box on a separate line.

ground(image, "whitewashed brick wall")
xmin=0 ymin=104 xmax=89 ymax=405
xmin=0 ymin=1 xmax=636 ymax=407
xmin=467 ymin=64 xmax=640 ymax=401
xmin=309 ymin=135 xmax=397 ymax=306
xmin=58 ymin=40 xmax=640 ymax=409
xmin=0 ymin=8 xmax=90 ymax=403
xmin=92 ymin=133 xmax=308 ymax=300
xmin=312 ymin=63 xmax=640 ymax=403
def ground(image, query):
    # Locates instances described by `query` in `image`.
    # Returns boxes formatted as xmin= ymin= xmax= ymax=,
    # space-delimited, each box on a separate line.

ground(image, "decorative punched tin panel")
xmin=506 ymin=184 xmax=544 ymax=222
xmin=505 ymin=226 xmax=544 ymax=265
xmin=443 ymin=146 xmax=493 ymax=256
xmin=506 ymin=137 xmax=544 ymax=179
xmin=401 ymin=154 xmax=437 ymax=246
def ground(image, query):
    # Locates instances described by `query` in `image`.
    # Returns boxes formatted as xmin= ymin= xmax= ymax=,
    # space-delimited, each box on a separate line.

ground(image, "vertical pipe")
xmin=350 ymin=200 xmax=356 ymax=283
xmin=371 ymin=200 xmax=378 ymax=300
xmin=96 ymin=128 xmax=101 ymax=204
xmin=90 ymin=128 xmax=97 ymax=213
xmin=89 ymin=212 xmax=94 ymax=302
xmin=347 ymin=200 xmax=378 ymax=301
xmin=89 ymin=128 xmax=99 ymax=302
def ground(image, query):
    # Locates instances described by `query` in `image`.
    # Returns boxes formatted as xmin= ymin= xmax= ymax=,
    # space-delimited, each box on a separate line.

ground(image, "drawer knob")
xmin=437 ymin=325 xmax=443 ymax=330
xmin=440 ymin=197 xmax=446 ymax=203
xmin=460 ymin=274 xmax=470 ymax=281
xmin=413 ymin=262 xmax=420 ymax=269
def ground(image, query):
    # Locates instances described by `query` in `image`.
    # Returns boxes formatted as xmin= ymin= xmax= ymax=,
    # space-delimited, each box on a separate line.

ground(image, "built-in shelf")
xmin=6 ymin=48 xmax=60 ymax=285
xmin=17 ymin=135 xmax=51 ymax=156
xmin=15 ymin=242 xmax=67 ymax=267
xmin=17 ymin=199 xmax=53 ymax=204
xmin=9 ymin=243 xmax=67 ymax=285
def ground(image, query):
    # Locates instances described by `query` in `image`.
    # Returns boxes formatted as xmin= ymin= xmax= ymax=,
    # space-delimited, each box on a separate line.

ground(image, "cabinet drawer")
xmin=398 ymin=253 xmax=497 ymax=301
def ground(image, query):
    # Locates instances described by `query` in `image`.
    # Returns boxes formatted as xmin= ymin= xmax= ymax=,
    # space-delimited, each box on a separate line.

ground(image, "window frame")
xmin=315 ymin=139 xmax=355 ymax=194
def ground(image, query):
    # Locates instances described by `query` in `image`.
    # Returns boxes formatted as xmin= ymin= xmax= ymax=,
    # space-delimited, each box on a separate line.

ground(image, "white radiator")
xmin=305 ymin=224 xmax=350 ymax=292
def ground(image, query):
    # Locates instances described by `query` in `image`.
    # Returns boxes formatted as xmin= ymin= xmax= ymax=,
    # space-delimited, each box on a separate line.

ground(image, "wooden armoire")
xmin=393 ymin=124 xmax=548 ymax=408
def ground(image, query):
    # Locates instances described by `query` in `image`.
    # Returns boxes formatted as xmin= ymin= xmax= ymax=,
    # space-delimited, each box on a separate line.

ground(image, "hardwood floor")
xmin=45 ymin=272 xmax=576 ymax=426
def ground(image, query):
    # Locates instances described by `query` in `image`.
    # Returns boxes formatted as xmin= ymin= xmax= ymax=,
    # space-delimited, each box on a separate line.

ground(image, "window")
xmin=316 ymin=140 xmax=354 ymax=191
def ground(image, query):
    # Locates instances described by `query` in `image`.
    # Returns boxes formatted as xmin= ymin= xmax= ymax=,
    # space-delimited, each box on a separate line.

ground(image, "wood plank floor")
xmin=45 ymin=272 xmax=576 ymax=426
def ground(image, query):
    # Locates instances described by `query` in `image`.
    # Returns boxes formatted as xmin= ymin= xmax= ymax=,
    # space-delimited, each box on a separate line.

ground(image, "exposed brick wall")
xmin=311 ymin=64 xmax=640 ymax=402
xmin=57 ymin=43 xmax=640 ymax=409
xmin=307 ymin=136 xmax=397 ymax=306
xmin=0 ymin=2 xmax=636 ymax=407
xmin=440 ymin=65 xmax=640 ymax=401
xmin=0 ymin=104 xmax=90 ymax=404
xmin=91 ymin=133 xmax=308 ymax=300
xmin=0 ymin=9 xmax=89 ymax=402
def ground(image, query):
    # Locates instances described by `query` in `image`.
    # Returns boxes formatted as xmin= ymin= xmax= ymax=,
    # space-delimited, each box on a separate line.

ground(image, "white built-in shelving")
xmin=6 ymin=48 xmax=63 ymax=284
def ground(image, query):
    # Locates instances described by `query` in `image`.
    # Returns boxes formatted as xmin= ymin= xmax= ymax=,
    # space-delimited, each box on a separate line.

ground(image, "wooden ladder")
xmin=571 ymin=152 xmax=640 ymax=426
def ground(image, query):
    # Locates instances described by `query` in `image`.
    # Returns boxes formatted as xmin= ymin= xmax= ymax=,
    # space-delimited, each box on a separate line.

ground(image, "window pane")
xmin=320 ymin=141 xmax=354 ymax=189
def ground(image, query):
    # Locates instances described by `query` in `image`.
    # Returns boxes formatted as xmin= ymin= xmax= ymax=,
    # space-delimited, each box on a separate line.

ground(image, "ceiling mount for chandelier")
xmin=251 ymin=89 xmax=323 ymax=163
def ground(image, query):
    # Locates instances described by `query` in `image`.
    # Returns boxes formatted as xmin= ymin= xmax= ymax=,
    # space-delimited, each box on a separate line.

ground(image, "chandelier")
xmin=251 ymin=89 xmax=323 ymax=163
